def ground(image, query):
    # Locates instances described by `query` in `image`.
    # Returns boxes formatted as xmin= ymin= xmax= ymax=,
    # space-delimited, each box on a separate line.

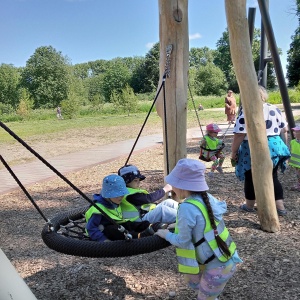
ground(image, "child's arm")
xmin=127 ymin=184 xmax=172 ymax=205
xmin=200 ymin=138 xmax=206 ymax=148
xmin=86 ymin=214 xmax=108 ymax=242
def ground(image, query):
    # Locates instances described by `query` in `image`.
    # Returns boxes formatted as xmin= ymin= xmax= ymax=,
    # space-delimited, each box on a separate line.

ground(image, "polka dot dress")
xmin=233 ymin=103 xmax=291 ymax=181
xmin=233 ymin=103 xmax=287 ymax=137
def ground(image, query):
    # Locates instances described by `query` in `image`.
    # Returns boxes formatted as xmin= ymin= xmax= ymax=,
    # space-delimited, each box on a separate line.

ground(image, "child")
xmin=155 ymin=158 xmax=242 ymax=300
xmin=200 ymin=123 xmax=225 ymax=178
xmin=118 ymin=165 xmax=178 ymax=224
xmin=85 ymin=174 xmax=161 ymax=242
xmin=290 ymin=126 xmax=300 ymax=191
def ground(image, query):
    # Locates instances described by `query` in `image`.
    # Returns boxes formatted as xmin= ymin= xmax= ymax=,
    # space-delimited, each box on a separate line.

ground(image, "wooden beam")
xmin=225 ymin=0 xmax=280 ymax=232
xmin=157 ymin=0 xmax=189 ymax=174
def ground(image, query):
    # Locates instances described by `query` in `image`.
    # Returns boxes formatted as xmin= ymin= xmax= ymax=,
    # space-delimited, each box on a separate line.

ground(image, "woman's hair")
xmin=258 ymin=85 xmax=269 ymax=102
xmin=194 ymin=191 xmax=231 ymax=258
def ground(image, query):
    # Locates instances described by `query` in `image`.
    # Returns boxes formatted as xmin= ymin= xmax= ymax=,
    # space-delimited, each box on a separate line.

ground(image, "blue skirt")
xmin=235 ymin=136 xmax=291 ymax=181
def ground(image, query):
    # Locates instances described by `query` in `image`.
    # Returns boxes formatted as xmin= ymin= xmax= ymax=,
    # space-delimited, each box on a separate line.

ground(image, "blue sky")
xmin=1 ymin=0 xmax=298 ymax=76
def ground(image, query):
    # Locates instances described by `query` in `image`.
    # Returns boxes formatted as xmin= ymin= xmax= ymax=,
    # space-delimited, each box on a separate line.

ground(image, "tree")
xmin=101 ymin=59 xmax=131 ymax=101
xmin=195 ymin=63 xmax=228 ymax=96
xmin=214 ymin=28 xmax=276 ymax=91
xmin=0 ymin=64 xmax=21 ymax=108
xmin=189 ymin=47 xmax=216 ymax=68
xmin=112 ymin=84 xmax=138 ymax=115
xmin=131 ymin=43 xmax=160 ymax=94
xmin=20 ymin=46 xmax=70 ymax=108
xmin=16 ymin=88 xmax=33 ymax=118
xmin=286 ymin=0 xmax=300 ymax=87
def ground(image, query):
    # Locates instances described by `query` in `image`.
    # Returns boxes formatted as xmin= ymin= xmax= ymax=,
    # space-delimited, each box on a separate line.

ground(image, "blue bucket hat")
xmin=101 ymin=174 xmax=129 ymax=198
xmin=166 ymin=158 xmax=209 ymax=191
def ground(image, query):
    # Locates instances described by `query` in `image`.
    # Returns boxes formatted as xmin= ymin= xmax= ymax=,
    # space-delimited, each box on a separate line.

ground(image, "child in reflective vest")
xmin=85 ymin=174 xmax=162 ymax=242
xmin=290 ymin=126 xmax=300 ymax=191
xmin=200 ymin=123 xmax=225 ymax=178
xmin=155 ymin=158 xmax=242 ymax=300
xmin=118 ymin=165 xmax=178 ymax=224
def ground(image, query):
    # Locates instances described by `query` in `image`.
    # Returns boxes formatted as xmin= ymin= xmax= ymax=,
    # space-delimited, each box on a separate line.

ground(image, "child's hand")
xmin=155 ymin=229 xmax=169 ymax=239
xmin=163 ymin=184 xmax=172 ymax=193
xmin=231 ymin=153 xmax=238 ymax=167
xmin=167 ymin=223 xmax=176 ymax=230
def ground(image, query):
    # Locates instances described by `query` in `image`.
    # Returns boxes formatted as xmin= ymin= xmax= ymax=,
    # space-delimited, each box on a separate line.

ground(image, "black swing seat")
xmin=199 ymin=143 xmax=225 ymax=162
xmin=41 ymin=205 xmax=170 ymax=258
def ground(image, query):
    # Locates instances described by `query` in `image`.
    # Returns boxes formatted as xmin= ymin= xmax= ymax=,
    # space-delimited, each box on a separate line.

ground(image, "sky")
xmin=1 ymin=0 xmax=298 ymax=77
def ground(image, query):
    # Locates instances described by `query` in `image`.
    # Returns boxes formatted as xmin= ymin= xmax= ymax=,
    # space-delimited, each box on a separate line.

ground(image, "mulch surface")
xmin=0 ymin=138 xmax=299 ymax=300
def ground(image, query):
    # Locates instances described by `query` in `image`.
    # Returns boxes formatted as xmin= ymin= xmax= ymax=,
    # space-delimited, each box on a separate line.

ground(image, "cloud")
xmin=189 ymin=33 xmax=202 ymax=40
xmin=146 ymin=42 xmax=155 ymax=49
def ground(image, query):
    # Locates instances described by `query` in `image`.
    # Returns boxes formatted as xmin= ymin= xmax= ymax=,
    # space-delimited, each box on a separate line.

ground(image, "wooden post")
xmin=0 ymin=248 xmax=37 ymax=300
xmin=225 ymin=0 xmax=280 ymax=232
xmin=156 ymin=0 xmax=189 ymax=174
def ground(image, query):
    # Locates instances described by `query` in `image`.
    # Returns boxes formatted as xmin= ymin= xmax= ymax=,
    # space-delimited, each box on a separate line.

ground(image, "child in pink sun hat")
xmin=290 ymin=126 xmax=300 ymax=191
xmin=199 ymin=123 xmax=225 ymax=178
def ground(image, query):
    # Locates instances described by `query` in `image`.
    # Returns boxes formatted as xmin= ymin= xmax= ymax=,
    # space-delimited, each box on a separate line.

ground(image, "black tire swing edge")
xmin=41 ymin=206 xmax=171 ymax=258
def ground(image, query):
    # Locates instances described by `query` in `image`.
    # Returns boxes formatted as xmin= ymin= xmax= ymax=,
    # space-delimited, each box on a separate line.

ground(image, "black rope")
xmin=188 ymin=82 xmax=204 ymax=137
xmin=124 ymin=73 xmax=166 ymax=166
xmin=162 ymin=77 xmax=170 ymax=174
xmin=0 ymin=155 xmax=51 ymax=225
xmin=188 ymin=82 xmax=231 ymax=153
xmin=0 ymin=121 xmax=132 ymax=239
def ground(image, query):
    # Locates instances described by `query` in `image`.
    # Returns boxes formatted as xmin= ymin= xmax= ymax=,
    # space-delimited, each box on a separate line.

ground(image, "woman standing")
xmin=231 ymin=85 xmax=291 ymax=216
xmin=225 ymin=90 xmax=236 ymax=124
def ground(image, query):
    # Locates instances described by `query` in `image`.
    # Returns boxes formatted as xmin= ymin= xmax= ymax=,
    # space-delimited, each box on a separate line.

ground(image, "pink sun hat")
xmin=291 ymin=126 xmax=300 ymax=131
xmin=206 ymin=123 xmax=221 ymax=133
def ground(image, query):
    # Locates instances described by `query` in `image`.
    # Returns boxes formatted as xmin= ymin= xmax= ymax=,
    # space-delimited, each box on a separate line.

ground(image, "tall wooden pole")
xmin=157 ymin=0 xmax=189 ymax=174
xmin=225 ymin=0 xmax=280 ymax=232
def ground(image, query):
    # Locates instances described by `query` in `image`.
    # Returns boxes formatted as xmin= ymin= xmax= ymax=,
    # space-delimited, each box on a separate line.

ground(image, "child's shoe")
xmin=276 ymin=208 xmax=287 ymax=216
xmin=208 ymin=172 xmax=214 ymax=178
xmin=138 ymin=226 xmax=155 ymax=238
xmin=216 ymin=166 xmax=224 ymax=174
xmin=151 ymin=222 xmax=169 ymax=232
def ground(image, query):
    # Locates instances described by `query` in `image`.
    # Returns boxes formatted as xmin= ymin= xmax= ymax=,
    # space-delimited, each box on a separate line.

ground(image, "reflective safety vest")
xmin=175 ymin=199 xmax=236 ymax=274
xmin=290 ymin=140 xmax=300 ymax=168
xmin=200 ymin=136 xmax=223 ymax=160
xmin=124 ymin=188 xmax=157 ymax=212
xmin=85 ymin=198 xmax=141 ymax=226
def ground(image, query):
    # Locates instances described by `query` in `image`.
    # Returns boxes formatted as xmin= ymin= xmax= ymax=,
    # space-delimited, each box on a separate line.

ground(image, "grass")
xmin=0 ymin=109 xmax=225 ymax=143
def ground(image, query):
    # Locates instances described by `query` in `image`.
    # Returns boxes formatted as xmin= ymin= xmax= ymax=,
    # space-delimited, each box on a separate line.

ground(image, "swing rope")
xmin=124 ymin=73 xmax=166 ymax=166
xmin=0 ymin=121 xmax=133 ymax=240
xmin=0 ymin=155 xmax=51 ymax=225
xmin=188 ymin=80 xmax=233 ymax=162
xmin=188 ymin=82 xmax=204 ymax=137
xmin=124 ymin=44 xmax=173 ymax=175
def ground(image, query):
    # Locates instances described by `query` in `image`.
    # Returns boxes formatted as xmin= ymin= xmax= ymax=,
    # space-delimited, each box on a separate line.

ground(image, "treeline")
xmin=1 ymin=25 xmax=299 ymax=120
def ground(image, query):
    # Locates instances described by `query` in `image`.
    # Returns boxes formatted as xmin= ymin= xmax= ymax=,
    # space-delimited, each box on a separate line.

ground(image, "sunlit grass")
xmin=0 ymin=110 xmax=225 ymax=143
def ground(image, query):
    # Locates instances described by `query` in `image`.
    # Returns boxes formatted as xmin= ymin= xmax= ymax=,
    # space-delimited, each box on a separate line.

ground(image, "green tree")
xmin=287 ymin=0 xmax=300 ymax=87
xmin=214 ymin=28 xmax=276 ymax=91
xmin=16 ymin=88 xmax=33 ymax=118
xmin=84 ymin=74 xmax=104 ymax=102
xmin=131 ymin=43 xmax=160 ymax=93
xmin=195 ymin=63 xmax=228 ymax=96
xmin=0 ymin=64 xmax=21 ymax=108
xmin=20 ymin=46 xmax=70 ymax=108
xmin=102 ymin=59 xmax=131 ymax=101
xmin=189 ymin=47 xmax=216 ymax=68
xmin=111 ymin=85 xmax=137 ymax=115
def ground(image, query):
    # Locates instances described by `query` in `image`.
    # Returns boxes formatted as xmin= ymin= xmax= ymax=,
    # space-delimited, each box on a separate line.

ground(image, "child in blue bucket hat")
xmin=85 ymin=174 xmax=160 ymax=242
xmin=155 ymin=158 xmax=242 ymax=300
